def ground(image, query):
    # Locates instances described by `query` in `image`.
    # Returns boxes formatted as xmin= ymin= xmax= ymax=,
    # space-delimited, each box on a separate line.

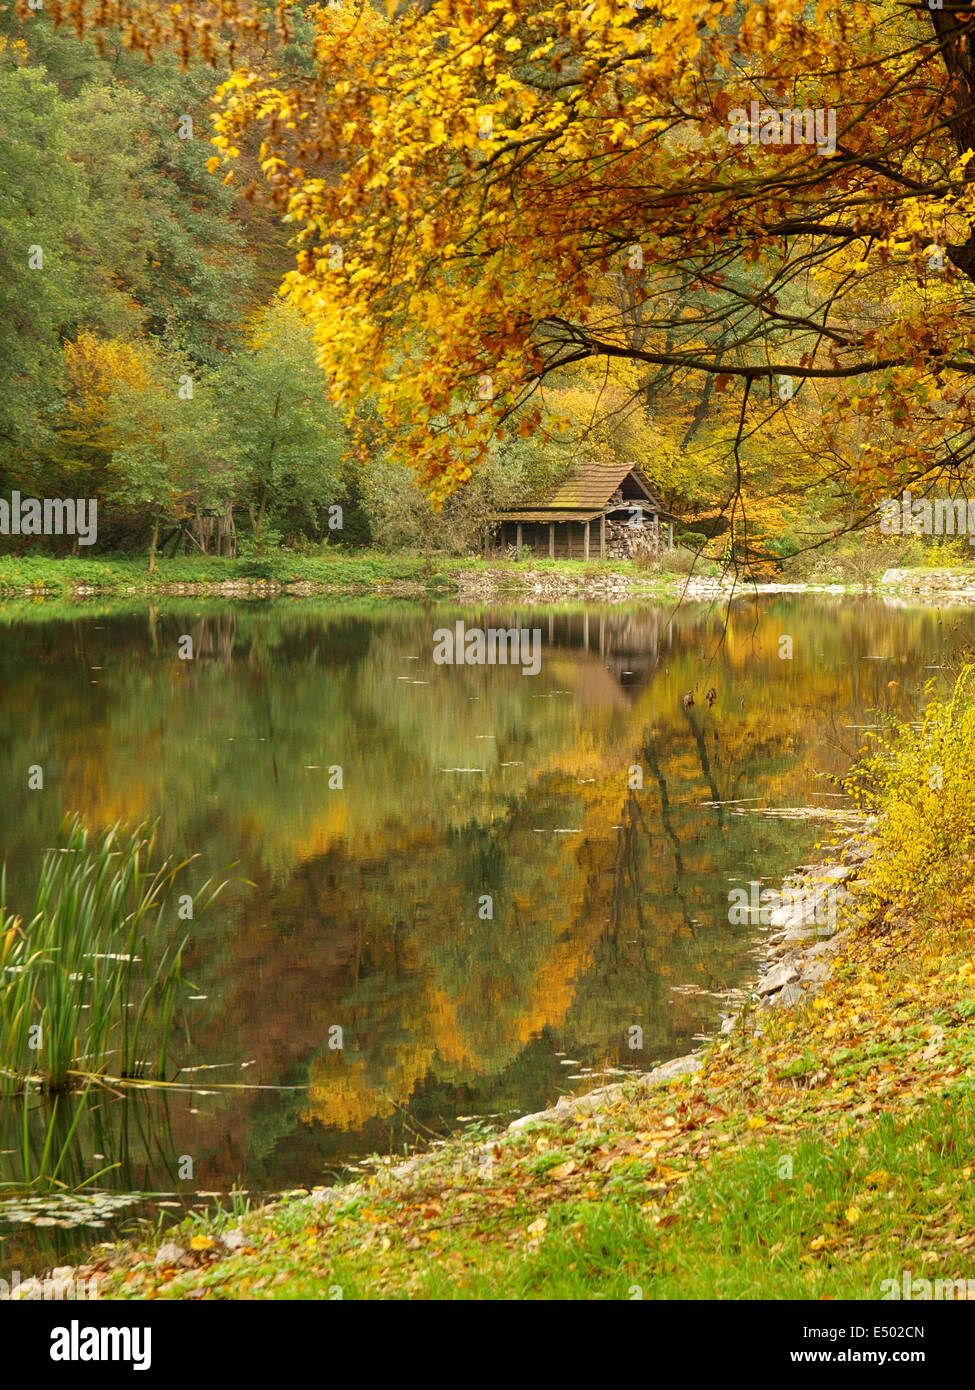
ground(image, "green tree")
xmin=218 ymin=304 xmax=346 ymax=543
xmin=0 ymin=47 xmax=91 ymax=456
xmin=107 ymin=354 xmax=238 ymax=568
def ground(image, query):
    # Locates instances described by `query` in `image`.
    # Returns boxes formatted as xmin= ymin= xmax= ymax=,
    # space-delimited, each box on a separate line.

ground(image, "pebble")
xmin=154 ymin=1242 xmax=185 ymax=1267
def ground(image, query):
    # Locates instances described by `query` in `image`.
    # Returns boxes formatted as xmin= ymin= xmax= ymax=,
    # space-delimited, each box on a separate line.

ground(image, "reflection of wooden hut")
xmin=487 ymin=463 xmax=673 ymax=559
xmin=543 ymin=610 xmax=669 ymax=699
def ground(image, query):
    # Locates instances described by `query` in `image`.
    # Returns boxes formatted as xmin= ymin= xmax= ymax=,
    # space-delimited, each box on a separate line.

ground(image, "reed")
xmin=0 ymin=816 xmax=225 ymax=1095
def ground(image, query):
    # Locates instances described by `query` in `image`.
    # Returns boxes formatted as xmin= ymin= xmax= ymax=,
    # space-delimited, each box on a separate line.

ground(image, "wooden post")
xmin=668 ymin=520 xmax=674 ymax=552
xmin=600 ymin=514 xmax=606 ymax=558
xmin=584 ymin=521 xmax=590 ymax=560
xmin=549 ymin=522 xmax=554 ymax=558
xmin=516 ymin=522 xmax=523 ymax=554
xmin=567 ymin=523 xmax=572 ymax=559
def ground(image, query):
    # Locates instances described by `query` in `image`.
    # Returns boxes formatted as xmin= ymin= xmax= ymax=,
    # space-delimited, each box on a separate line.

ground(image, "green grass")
xmin=84 ymin=1084 xmax=975 ymax=1300
xmin=7 ymin=545 xmax=975 ymax=601
xmin=0 ymin=550 xmax=459 ymax=595
xmin=0 ymin=550 xmax=693 ymax=599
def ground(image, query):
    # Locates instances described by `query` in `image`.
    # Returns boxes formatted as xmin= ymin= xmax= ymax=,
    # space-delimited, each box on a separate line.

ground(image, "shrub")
xmin=676 ymin=531 xmax=708 ymax=553
xmin=846 ymin=665 xmax=975 ymax=910
xmin=658 ymin=546 xmax=700 ymax=574
xmin=786 ymin=533 xmax=925 ymax=583
xmin=922 ymin=537 xmax=972 ymax=568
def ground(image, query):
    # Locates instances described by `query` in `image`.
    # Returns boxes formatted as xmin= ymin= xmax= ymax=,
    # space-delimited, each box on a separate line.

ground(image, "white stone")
xmin=755 ymin=962 xmax=800 ymax=996
xmin=154 ymin=1242 xmax=185 ymax=1267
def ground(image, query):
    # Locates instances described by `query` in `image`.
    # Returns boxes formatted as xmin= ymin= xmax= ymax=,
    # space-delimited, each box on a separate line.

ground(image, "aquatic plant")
xmin=0 ymin=816 xmax=225 ymax=1094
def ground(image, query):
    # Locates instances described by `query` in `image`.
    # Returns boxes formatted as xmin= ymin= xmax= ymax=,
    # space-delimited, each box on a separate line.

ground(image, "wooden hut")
xmin=486 ymin=462 xmax=673 ymax=560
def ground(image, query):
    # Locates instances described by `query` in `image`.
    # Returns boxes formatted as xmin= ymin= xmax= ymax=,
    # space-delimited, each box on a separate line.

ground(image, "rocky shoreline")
xmin=494 ymin=829 xmax=876 ymax=1134
xmin=453 ymin=568 xmax=865 ymax=602
xmin=880 ymin=567 xmax=975 ymax=601
xmin=4 ymin=566 xmax=975 ymax=603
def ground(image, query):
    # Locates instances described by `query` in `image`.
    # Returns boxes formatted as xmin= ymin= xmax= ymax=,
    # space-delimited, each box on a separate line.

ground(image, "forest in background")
xmin=0 ymin=1 xmax=970 ymax=580
xmin=0 ymin=6 xmax=613 ymax=565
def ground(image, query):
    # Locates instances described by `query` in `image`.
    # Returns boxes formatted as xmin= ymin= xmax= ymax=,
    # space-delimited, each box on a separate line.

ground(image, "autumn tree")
xmin=28 ymin=0 xmax=975 ymax=564
xmin=52 ymin=330 xmax=151 ymax=503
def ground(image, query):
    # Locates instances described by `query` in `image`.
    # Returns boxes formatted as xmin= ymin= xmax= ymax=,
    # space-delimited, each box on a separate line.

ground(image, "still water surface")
xmin=1 ymin=594 xmax=971 ymax=1271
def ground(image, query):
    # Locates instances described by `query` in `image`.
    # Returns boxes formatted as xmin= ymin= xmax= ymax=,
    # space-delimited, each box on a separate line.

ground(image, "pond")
xmin=1 ymin=593 xmax=972 ymax=1273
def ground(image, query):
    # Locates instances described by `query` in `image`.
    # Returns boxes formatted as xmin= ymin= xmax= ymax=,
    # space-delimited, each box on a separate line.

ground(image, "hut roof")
xmin=491 ymin=463 xmax=668 ymax=519
xmin=547 ymin=462 xmax=656 ymax=509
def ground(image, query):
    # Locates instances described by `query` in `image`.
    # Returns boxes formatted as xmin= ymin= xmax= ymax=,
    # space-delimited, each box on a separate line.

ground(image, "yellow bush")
xmin=847 ymin=665 xmax=975 ymax=910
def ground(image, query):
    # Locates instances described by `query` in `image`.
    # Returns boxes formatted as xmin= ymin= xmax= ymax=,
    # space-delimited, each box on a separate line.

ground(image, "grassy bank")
xmin=56 ymin=670 xmax=975 ymax=1301
xmin=0 ymin=552 xmax=693 ymax=599
xmin=5 ymin=551 xmax=975 ymax=604
xmin=0 ymin=551 xmax=463 ymax=596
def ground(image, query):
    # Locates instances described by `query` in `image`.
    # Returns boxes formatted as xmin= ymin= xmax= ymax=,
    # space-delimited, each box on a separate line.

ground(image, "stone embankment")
xmin=880 ymin=568 xmax=975 ymax=601
xmin=736 ymin=834 xmax=874 ymax=1016
xmin=497 ymin=831 xmax=876 ymax=1135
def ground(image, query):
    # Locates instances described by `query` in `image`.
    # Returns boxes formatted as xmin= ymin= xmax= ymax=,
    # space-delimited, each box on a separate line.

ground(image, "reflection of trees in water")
xmin=1 ymin=598 xmax=974 ymax=1190
xmin=184 ymin=740 xmax=809 ymax=1149
xmin=189 ymin=611 xmax=238 ymax=665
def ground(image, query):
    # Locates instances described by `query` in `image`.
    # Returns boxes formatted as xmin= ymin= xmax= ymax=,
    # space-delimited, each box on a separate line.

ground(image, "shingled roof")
xmin=492 ymin=463 xmax=666 ymax=519
xmin=548 ymin=463 xmax=650 ymax=509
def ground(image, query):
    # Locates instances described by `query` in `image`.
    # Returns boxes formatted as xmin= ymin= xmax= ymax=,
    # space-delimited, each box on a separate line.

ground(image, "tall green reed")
xmin=0 ymin=816 xmax=225 ymax=1094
